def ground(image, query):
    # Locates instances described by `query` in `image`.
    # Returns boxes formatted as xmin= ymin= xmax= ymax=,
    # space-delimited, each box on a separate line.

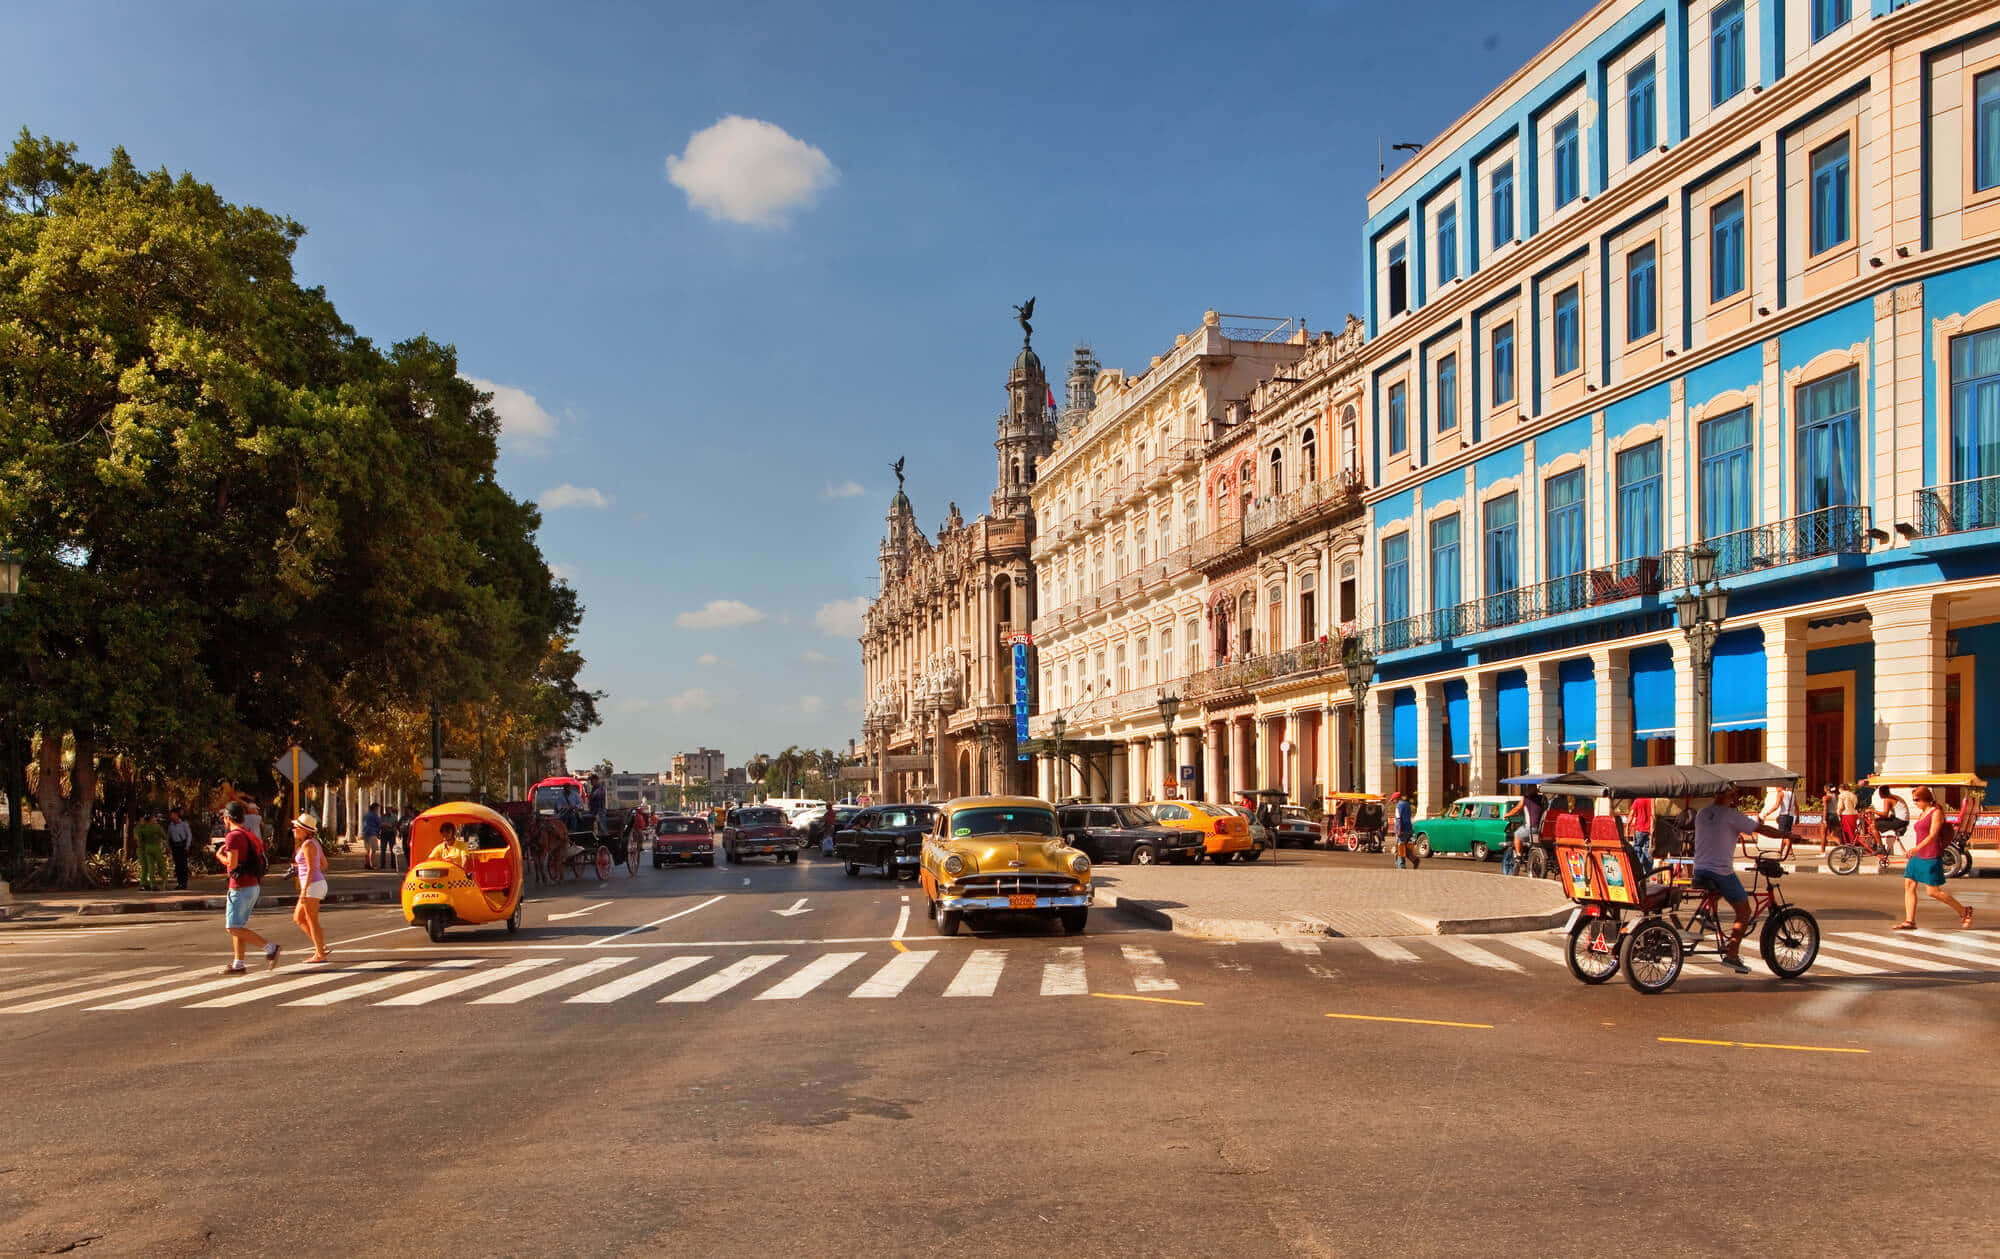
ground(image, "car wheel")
xmin=425 ymin=912 xmax=448 ymax=943
xmin=845 ymin=861 xmax=859 ymax=877
xmin=1209 ymin=851 xmax=1235 ymax=864
xmin=1129 ymin=843 xmax=1157 ymax=866
xmin=1059 ymin=908 xmax=1088 ymax=934
xmin=936 ymin=908 xmax=962 ymax=937
xmin=653 ymin=856 xmax=664 ymax=868
xmin=1415 ymin=836 xmax=1432 ymax=859
xmin=1470 ymin=841 xmax=1490 ymax=862
xmin=1241 ymin=846 xmax=1264 ymax=862
xmin=703 ymin=855 xmax=715 ymax=867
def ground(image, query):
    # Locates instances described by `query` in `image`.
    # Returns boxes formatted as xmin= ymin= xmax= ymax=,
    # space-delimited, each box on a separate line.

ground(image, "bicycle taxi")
xmin=1538 ymin=763 xmax=1822 ymax=994
xmin=1828 ymin=772 xmax=1990 ymax=880
xmin=1323 ymin=793 xmax=1386 ymax=851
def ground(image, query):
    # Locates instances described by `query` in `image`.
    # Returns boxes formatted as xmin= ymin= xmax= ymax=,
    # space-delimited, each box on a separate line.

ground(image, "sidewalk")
xmin=0 ymin=850 xmax=405 ymax=923
xmin=1095 ymin=861 xmax=1572 ymax=940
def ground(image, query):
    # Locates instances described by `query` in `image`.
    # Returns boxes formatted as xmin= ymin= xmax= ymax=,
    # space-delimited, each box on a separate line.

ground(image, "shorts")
xmin=224 ymin=884 xmax=261 ymax=929
xmin=1692 ymin=868 xmax=1749 ymax=904
xmin=300 ymin=880 xmax=328 ymax=901
xmin=1904 ymin=856 xmax=1945 ymax=887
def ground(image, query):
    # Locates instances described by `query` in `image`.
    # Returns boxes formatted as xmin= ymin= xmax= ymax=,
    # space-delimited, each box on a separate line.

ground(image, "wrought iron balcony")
xmin=1190 ymin=522 xmax=1248 ymax=571
xmin=1244 ymin=470 xmax=1365 ymax=547
xmin=1914 ymin=476 xmax=2000 ymax=538
xmin=1661 ymin=505 xmax=1872 ymax=582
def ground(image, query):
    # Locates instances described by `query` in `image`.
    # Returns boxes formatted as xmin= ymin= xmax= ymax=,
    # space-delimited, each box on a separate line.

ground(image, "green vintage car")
xmin=1412 ymin=795 xmax=1523 ymax=861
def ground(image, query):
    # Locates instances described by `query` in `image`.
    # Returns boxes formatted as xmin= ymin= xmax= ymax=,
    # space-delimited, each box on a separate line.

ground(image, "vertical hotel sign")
xmin=1008 ymin=632 xmax=1032 ymax=759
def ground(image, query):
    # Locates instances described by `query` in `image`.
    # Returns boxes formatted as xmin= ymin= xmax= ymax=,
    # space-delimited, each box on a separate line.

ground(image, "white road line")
xmin=660 ymin=954 xmax=785 ymax=1002
xmin=1040 ymin=946 xmax=1088 ymax=996
xmin=329 ymin=923 xmax=418 ymax=947
xmin=756 ymin=952 xmax=866 ymax=1000
xmin=893 ymin=904 xmax=910 ymax=940
xmin=1354 ymin=938 xmax=1421 ymax=963
xmin=567 ymin=956 xmax=709 ymax=1004
xmin=0 ymin=966 xmax=173 ymax=1004
xmin=285 ymin=960 xmax=480 ymax=1005
xmin=1279 ymin=938 xmax=1322 ymax=955
xmin=1493 ymin=935 xmax=1566 ymax=965
xmin=7 ymin=970 xmax=220 ymax=1013
xmin=188 ymin=961 xmax=400 ymax=1008
xmin=1427 ymin=938 xmax=1525 ymax=972
xmin=92 ymin=969 xmax=301 ymax=1010
xmin=1795 ymin=951 xmax=1877 ymax=975
xmin=590 ymin=895 xmax=725 ymax=946
xmin=1904 ymin=928 xmax=2000 ymax=959
xmin=942 ymin=949 xmax=1006 ymax=997
xmin=1121 ymin=944 xmax=1179 ymax=992
xmin=378 ymin=957 xmax=558 ymax=1005
xmin=1817 ymin=940 xmax=1969 ymax=973
xmin=1830 ymin=934 xmax=1995 ymax=972
xmin=851 ymin=949 xmax=934 ymax=998
xmin=470 ymin=957 xmax=634 ymax=1004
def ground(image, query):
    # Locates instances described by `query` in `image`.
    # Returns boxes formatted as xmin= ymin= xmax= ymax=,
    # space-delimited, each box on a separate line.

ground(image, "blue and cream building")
xmin=1352 ymin=0 xmax=2000 ymax=811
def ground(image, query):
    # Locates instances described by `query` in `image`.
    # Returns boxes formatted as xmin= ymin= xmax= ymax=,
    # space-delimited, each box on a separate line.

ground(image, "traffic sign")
xmin=1178 ymin=765 xmax=1195 ymax=782
xmin=437 ymin=757 xmax=471 ymax=773
xmin=275 ymin=746 xmax=318 ymax=783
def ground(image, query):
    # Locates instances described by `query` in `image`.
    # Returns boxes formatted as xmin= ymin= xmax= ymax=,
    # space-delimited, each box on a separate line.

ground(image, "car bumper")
xmin=893 ymin=853 xmax=920 ymax=867
xmin=937 ymin=889 xmax=1094 ymax=911
xmin=658 ymin=847 xmax=712 ymax=861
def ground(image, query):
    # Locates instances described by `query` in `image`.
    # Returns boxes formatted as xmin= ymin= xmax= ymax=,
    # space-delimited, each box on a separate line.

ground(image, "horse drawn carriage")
xmin=523 ymin=775 xmax=640 ymax=882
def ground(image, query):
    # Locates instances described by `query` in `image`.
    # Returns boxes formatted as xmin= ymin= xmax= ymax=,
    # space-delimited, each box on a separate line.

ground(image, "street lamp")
xmin=1674 ymin=542 xmax=1728 ymax=766
xmin=1156 ymin=691 xmax=1180 ymax=798
xmin=1343 ymin=644 xmax=1376 ymax=794
xmin=0 ymin=547 xmax=23 ymax=882
xmin=1050 ymin=713 xmax=1067 ymax=802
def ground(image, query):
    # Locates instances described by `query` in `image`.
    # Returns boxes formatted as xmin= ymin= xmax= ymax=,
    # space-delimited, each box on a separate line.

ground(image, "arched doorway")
xmin=957 ymin=750 xmax=973 ymax=798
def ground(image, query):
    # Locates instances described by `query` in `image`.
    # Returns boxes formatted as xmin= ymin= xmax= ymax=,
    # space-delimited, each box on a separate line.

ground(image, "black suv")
xmin=834 ymin=804 xmax=938 ymax=879
xmin=1057 ymin=804 xmax=1204 ymax=866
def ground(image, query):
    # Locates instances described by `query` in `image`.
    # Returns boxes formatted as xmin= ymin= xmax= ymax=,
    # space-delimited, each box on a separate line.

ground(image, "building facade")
xmin=670 ymin=747 xmax=725 ymax=787
xmin=1350 ymin=0 xmax=2000 ymax=812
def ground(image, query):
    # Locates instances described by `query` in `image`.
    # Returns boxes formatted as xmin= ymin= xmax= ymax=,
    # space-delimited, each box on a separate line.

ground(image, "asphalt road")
xmin=4 ymin=847 xmax=1997 ymax=1258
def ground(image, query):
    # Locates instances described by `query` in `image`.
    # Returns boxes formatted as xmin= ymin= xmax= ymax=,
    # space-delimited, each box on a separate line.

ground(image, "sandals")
xmin=1891 ymin=921 xmax=1916 ymax=931
xmin=1962 ymin=908 xmax=1975 ymax=929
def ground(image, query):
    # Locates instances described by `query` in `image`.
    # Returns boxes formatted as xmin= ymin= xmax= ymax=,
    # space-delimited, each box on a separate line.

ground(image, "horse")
xmin=521 ymin=816 xmax=569 ymax=885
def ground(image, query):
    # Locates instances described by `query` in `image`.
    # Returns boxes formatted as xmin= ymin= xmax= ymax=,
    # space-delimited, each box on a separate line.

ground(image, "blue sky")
xmin=4 ymin=0 xmax=1579 ymax=771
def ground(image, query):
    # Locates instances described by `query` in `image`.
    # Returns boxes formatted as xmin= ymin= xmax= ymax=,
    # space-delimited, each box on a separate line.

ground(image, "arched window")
xmin=1269 ymin=447 xmax=1285 ymax=497
xmin=1341 ymin=405 xmax=1359 ymax=474
xmin=1267 ymin=583 xmax=1284 ymax=647
xmin=1302 ymin=429 xmax=1317 ymax=483
xmin=1010 ymin=459 xmax=1020 ymax=485
xmin=1213 ymin=604 xmax=1231 ymax=662
xmin=995 ymin=575 xmax=1013 ymax=628
xmin=1238 ymin=463 xmax=1253 ymax=517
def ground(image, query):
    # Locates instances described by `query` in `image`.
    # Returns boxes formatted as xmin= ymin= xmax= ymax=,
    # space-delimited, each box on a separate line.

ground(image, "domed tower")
xmin=879 ymin=471 xmax=919 ymax=583
xmin=993 ymin=298 xmax=1056 ymax=520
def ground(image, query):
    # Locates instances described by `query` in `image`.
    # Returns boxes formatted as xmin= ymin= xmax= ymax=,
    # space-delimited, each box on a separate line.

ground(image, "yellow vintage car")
xmin=919 ymin=795 xmax=1093 ymax=936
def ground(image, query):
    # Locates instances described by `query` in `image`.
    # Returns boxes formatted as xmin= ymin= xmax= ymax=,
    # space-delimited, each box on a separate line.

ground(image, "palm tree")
xmin=772 ymin=745 xmax=806 ymax=797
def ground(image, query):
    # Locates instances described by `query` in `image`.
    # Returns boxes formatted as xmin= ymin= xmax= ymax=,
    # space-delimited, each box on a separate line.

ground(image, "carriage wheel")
xmin=593 ymin=845 xmax=612 ymax=880
xmin=626 ymin=837 xmax=640 ymax=876
xmin=1565 ymin=914 xmax=1621 ymax=984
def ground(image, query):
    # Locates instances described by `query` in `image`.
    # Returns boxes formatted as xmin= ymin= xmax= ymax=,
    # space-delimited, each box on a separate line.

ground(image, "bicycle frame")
xmin=1662 ymin=858 xmax=1786 ymax=955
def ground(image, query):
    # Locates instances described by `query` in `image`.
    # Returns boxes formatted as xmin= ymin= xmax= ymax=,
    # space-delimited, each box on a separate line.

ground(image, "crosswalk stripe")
xmin=1279 ymin=939 xmax=1322 ymax=955
xmin=1903 ymin=929 xmax=2000 ymax=959
xmin=1041 ymin=946 xmax=1087 ymax=996
xmin=567 ymin=956 xmax=709 ymax=1004
xmin=5 ymin=966 xmax=216 ymax=1013
xmin=756 ymin=952 xmax=866 ymax=1000
xmin=379 ymin=957 xmax=558 ymax=1005
xmin=1818 ymin=940 xmax=1970 ymax=973
xmin=851 ymin=950 xmax=934 ymax=998
xmin=942 ymin=950 xmax=1006 ymax=997
xmin=1796 ymin=951 xmax=1876 ymax=976
xmin=1829 ymin=934 xmax=1993 ymax=971
xmin=188 ymin=961 xmax=401 ymax=1008
xmin=0 ymin=966 xmax=173 ymax=1005
xmin=470 ymin=957 xmax=634 ymax=1005
xmin=660 ymin=955 xmax=785 ymax=1003
xmin=1355 ymin=938 xmax=1420 ymax=963
xmin=1121 ymin=945 xmax=1179 ymax=992
xmin=1493 ymin=936 xmax=1566 ymax=965
xmin=1428 ymin=938 xmax=1525 ymax=972
xmin=285 ymin=960 xmax=481 ymax=1005
xmin=92 ymin=967 xmax=316 ymax=1010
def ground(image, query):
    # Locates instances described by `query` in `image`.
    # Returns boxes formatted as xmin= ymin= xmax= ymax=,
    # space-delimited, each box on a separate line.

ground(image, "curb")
xmin=1105 ymin=894 xmax=1570 ymax=939
xmin=58 ymin=889 xmax=401 ymax=918
xmin=1401 ymin=907 xmax=1575 ymax=935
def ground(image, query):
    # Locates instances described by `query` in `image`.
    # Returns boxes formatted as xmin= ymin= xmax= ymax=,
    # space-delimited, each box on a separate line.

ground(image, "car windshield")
xmin=659 ymin=818 xmax=707 ymax=834
xmin=1278 ymin=807 xmax=1310 ymax=821
xmin=737 ymin=809 xmax=785 ymax=826
xmin=949 ymin=807 xmax=1058 ymax=837
xmin=1114 ymin=806 xmax=1156 ymax=828
xmin=531 ymin=786 xmax=574 ymax=813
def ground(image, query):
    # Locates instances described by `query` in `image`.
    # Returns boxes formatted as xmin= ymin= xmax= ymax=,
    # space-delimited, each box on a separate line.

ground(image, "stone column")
xmin=1108 ymin=744 xmax=1129 ymax=803
xmin=1592 ymin=646 xmax=1632 ymax=770
xmin=1204 ymin=721 xmax=1224 ymax=803
xmin=1526 ymin=660 xmax=1562 ymax=776
xmin=1670 ymin=634 xmax=1702 ymax=761
xmin=1760 ymin=616 xmax=1807 ymax=779
xmin=1363 ymin=690 xmax=1396 ymax=798
xmin=1415 ymin=683 xmax=1445 ymax=817
xmin=1330 ymin=703 xmax=1352 ymax=793
xmin=1872 ymin=593 xmax=1945 ymax=771
xmin=1467 ymin=672 xmax=1497 ymax=794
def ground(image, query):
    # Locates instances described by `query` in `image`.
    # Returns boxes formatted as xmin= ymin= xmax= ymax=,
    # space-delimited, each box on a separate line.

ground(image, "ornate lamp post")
xmin=0 ymin=547 xmax=24 ymax=881
xmin=1049 ymin=713 xmax=1067 ymax=803
xmin=1156 ymin=691 xmax=1181 ymax=798
xmin=1673 ymin=542 xmax=1728 ymax=766
xmin=1343 ymin=644 xmax=1376 ymax=795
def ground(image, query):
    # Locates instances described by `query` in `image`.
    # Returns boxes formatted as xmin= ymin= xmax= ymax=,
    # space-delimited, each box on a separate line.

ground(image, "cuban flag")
xmin=1046 ymin=384 xmax=1058 ymax=413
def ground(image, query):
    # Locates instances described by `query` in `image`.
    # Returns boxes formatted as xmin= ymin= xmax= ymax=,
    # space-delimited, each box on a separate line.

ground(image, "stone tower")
xmin=1062 ymin=342 xmax=1101 ymax=437
xmin=879 ymin=483 xmax=918 ymax=584
xmin=993 ymin=319 xmax=1056 ymax=520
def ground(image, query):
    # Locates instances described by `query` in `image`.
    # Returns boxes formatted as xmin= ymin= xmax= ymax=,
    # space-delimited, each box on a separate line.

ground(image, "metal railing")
xmin=1244 ymin=470 xmax=1365 ymax=546
xmin=1184 ymin=636 xmax=1355 ymax=699
xmin=1664 ymin=505 xmax=1871 ymax=581
xmin=1915 ymin=476 xmax=2000 ymax=538
xmin=1190 ymin=521 xmax=1248 ymax=569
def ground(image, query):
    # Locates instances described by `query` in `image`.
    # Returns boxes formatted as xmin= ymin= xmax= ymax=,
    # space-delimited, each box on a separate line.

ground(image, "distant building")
xmin=671 ymin=748 xmax=725 ymax=786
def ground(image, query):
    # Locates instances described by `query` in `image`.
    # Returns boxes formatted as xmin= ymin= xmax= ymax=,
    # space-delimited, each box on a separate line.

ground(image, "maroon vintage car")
xmin=721 ymin=806 xmax=802 ymax=864
xmin=652 ymin=813 xmax=715 ymax=868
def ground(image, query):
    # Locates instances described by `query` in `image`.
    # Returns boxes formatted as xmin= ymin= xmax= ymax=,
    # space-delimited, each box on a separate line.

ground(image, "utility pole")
xmin=430 ymin=700 xmax=444 ymax=806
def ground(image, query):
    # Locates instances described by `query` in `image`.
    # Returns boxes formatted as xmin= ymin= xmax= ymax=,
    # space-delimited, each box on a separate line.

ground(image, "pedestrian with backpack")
xmin=218 ymin=801 xmax=280 ymax=974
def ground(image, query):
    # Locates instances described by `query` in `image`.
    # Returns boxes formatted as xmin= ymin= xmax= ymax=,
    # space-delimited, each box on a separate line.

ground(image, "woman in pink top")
xmin=290 ymin=814 xmax=332 ymax=962
xmin=1892 ymin=786 xmax=1972 ymax=931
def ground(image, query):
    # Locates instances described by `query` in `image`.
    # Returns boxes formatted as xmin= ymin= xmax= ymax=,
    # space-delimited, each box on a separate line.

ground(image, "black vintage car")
xmin=1057 ymin=804 xmax=1204 ymax=866
xmin=833 ymin=804 xmax=938 ymax=879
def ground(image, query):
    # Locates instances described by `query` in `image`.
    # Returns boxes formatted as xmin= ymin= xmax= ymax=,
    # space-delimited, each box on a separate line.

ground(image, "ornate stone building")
xmin=858 ymin=318 xmax=1055 ymax=800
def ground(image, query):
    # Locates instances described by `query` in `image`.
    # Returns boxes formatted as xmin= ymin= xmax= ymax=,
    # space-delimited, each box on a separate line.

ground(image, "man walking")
xmin=166 ymin=807 xmax=193 ymax=890
xmin=361 ymin=802 xmax=382 ymax=870
xmin=134 ymin=811 xmax=168 ymax=891
xmin=1391 ymin=792 xmax=1418 ymax=870
xmin=218 ymin=801 xmax=280 ymax=974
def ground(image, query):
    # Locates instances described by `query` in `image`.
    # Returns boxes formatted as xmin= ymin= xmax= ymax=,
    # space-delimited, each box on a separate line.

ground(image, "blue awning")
xmin=1629 ymin=643 xmax=1675 ymax=739
xmin=1392 ymin=688 xmax=1418 ymax=766
xmin=1496 ymin=669 xmax=1529 ymax=752
xmin=1443 ymin=679 xmax=1469 ymax=762
xmin=1560 ymin=658 xmax=1595 ymax=749
xmin=1711 ymin=629 xmax=1767 ymax=731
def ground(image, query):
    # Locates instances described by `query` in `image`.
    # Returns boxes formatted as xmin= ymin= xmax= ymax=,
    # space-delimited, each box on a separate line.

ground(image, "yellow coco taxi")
xmin=1142 ymin=800 xmax=1256 ymax=863
xmin=919 ymin=796 xmax=1093 ymax=937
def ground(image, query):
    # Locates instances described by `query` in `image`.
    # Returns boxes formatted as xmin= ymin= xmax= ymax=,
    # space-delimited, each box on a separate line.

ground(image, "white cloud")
xmin=814 ymin=596 xmax=869 ymax=638
xmin=612 ymin=697 xmax=657 ymax=714
xmin=842 ymin=696 xmax=864 ymax=714
xmin=667 ymin=688 xmax=716 ymax=714
xmin=820 ymin=480 xmax=866 ymax=501
xmin=801 ymin=649 xmax=832 ymax=664
xmin=464 ymin=376 xmax=559 ymax=455
xmin=665 ymin=115 xmax=838 ymax=228
xmin=799 ymin=694 xmax=825 ymax=714
xmin=676 ymin=599 xmax=766 ymax=630
xmin=697 ymin=653 xmax=720 ymax=667
xmin=540 ymin=484 xmax=612 ymax=511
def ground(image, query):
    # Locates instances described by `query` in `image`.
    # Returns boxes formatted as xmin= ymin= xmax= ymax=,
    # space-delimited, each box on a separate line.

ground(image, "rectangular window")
xmin=1711 ymin=0 xmax=1745 ymax=106
xmin=1387 ymin=241 xmax=1408 ymax=317
xmin=1796 ymin=368 xmax=1860 ymax=514
xmin=1436 ymin=204 xmax=1458 ymax=284
xmin=1381 ymin=534 xmax=1410 ymax=629
xmin=1388 ymin=382 xmax=1408 ymax=454
xmin=1545 ymin=470 xmax=1587 ymax=579
xmin=1492 ymin=322 xmax=1516 ymax=406
xmin=1979 ymin=70 xmax=2000 ymax=193
xmin=1811 ymin=0 xmax=1848 ymax=41
xmin=1137 ymin=636 xmax=1150 ymax=686
xmin=1710 ymin=193 xmax=1745 ymax=303
xmin=1553 ymin=285 xmax=1581 ymax=378
xmin=1299 ymin=573 xmax=1317 ymax=642
xmin=1160 ymin=628 xmax=1174 ymax=680
xmin=1552 ymin=114 xmax=1580 ymax=208
xmin=1184 ymin=617 xmax=1199 ymax=675
xmin=1626 ymin=244 xmax=1658 ymax=342
xmin=1627 ymin=58 xmax=1657 ymax=159
xmin=1430 ymin=515 xmax=1461 ymax=613
xmin=1699 ymin=407 xmax=1756 ymax=572
xmin=1492 ymin=161 xmax=1515 ymax=245
xmin=1810 ymin=136 xmax=1851 ymax=256
xmin=1948 ymin=329 xmax=2000 ymax=528
xmin=1483 ymin=492 xmax=1520 ymax=625
xmin=1437 ymin=354 xmax=1458 ymax=432
xmin=1616 ymin=440 xmax=1663 ymax=561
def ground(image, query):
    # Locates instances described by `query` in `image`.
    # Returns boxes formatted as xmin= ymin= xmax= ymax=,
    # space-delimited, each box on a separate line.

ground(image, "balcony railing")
xmin=1915 ymin=476 xmax=2000 ymax=538
xmin=1244 ymin=470 xmax=1365 ymax=546
xmin=1184 ymin=636 xmax=1355 ymax=700
xmin=1190 ymin=522 xmax=1247 ymax=569
xmin=1663 ymin=505 xmax=1872 ymax=581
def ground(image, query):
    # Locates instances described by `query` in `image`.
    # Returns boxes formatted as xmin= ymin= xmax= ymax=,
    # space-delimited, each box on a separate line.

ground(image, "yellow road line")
xmin=1091 ymin=992 xmax=1204 ymax=1007
xmin=891 ymin=940 xmax=909 ymax=953
xmin=1659 ymin=1037 xmax=1868 ymax=1054
xmin=1325 ymin=1013 xmax=1493 ymax=1030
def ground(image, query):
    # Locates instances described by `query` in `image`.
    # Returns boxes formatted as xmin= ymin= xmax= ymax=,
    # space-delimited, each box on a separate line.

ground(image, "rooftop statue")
xmin=1012 ymin=297 xmax=1035 ymax=345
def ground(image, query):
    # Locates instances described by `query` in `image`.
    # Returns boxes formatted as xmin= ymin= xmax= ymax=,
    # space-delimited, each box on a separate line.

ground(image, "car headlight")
xmin=1070 ymin=853 xmax=1090 ymax=875
xmin=942 ymin=854 xmax=966 ymax=877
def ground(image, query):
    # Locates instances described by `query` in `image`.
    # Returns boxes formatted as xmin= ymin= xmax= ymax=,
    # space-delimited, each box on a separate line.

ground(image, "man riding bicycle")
xmin=1689 ymin=793 xmax=1786 ymax=973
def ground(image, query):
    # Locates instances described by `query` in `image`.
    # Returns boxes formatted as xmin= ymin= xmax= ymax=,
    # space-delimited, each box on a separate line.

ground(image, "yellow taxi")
xmin=919 ymin=796 xmax=1093 ymax=936
xmin=1141 ymin=799 xmax=1258 ymax=863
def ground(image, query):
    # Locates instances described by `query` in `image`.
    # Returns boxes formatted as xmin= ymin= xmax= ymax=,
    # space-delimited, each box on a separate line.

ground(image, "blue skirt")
xmin=1905 ymin=856 xmax=1945 ymax=887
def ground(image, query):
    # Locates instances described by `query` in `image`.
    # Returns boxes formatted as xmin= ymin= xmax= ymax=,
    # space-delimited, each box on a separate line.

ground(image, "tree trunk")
xmin=36 ymin=730 xmax=96 ymax=889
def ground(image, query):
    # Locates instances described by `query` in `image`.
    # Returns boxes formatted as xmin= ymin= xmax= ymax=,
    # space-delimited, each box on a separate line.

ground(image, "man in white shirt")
xmin=1691 ymin=794 xmax=1785 ymax=973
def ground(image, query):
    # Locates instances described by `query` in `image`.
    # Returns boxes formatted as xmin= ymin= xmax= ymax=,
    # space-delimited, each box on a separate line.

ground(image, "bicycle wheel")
xmin=1565 ymin=914 xmax=1621 ymax=984
xmin=1825 ymin=845 xmax=1861 ymax=876
xmin=1760 ymin=905 xmax=1819 ymax=979
xmin=1620 ymin=918 xmax=1684 ymax=994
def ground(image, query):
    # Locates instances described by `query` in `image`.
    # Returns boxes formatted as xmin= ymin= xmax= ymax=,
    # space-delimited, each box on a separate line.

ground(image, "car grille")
xmin=957 ymin=874 xmax=1078 ymax=895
